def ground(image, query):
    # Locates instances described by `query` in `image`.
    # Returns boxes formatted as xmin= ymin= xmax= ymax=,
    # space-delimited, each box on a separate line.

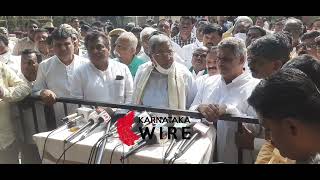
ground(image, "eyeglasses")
xmin=192 ymin=53 xmax=207 ymax=59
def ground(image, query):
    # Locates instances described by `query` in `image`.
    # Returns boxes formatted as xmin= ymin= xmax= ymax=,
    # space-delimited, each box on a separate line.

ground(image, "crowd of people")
xmin=1 ymin=16 xmax=320 ymax=164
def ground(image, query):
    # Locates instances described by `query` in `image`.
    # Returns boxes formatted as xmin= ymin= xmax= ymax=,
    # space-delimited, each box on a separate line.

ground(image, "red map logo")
xmin=116 ymin=111 xmax=140 ymax=146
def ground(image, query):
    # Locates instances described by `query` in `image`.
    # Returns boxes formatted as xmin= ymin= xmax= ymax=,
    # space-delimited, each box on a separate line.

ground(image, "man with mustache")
xmin=12 ymin=19 xmax=40 ymax=56
xmin=70 ymin=31 xmax=133 ymax=104
xmin=172 ymin=16 xmax=196 ymax=48
xmin=190 ymin=37 xmax=261 ymax=163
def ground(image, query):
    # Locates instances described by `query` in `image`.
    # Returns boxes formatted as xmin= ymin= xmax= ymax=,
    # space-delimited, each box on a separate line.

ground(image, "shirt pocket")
xmin=112 ymin=79 xmax=125 ymax=103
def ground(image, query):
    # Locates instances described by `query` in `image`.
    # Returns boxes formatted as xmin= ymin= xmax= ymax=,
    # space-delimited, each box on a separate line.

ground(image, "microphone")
xmin=78 ymin=110 xmax=112 ymax=141
xmin=63 ymin=111 xmax=98 ymax=143
xmin=61 ymin=113 xmax=78 ymax=123
xmin=121 ymin=135 xmax=158 ymax=160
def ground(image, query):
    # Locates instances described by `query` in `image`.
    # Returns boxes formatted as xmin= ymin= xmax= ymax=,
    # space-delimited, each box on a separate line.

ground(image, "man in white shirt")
xmin=195 ymin=46 xmax=220 ymax=90
xmin=133 ymin=34 xmax=196 ymax=110
xmin=181 ymin=21 xmax=209 ymax=68
xmin=71 ymin=31 xmax=133 ymax=104
xmin=190 ymin=37 xmax=262 ymax=164
xmin=14 ymin=49 xmax=46 ymax=163
xmin=33 ymin=25 xmax=89 ymax=128
xmin=0 ymin=35 xmax=20 ymax=73
xmin=189 ymin=46 xmax=208 ymax=79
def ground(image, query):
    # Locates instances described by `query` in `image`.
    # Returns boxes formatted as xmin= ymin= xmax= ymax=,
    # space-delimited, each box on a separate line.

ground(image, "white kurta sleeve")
xmin=186 ymin=72 xmax=197 ymax=109
xmin=70 ymin=68 xmax=84 ymax=100
xmin=124 ymin=65 xmax=133 ymax=104
xmin=189 ymin=83 xmax=204 ymax=111
xmin=32 ymin=62 xmax=47 ymax=95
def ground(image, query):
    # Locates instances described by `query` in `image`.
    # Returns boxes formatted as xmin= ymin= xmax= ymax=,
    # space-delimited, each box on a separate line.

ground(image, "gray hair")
xmin=149 ymin=34 xmax=173 ymax=54
xmin=218 ymin=37 xmax=247 ymax=59
xmin=234 ymin=16 xmax=253 ymax=27
xmin=140 ymin=27 xmax=157 ymax=42
xmin=117 ymin=32 xmax=138 ymax=50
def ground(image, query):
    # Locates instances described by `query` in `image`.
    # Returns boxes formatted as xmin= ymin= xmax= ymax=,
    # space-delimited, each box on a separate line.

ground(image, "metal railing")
xmin=17 ymin=95 xmax=260 ymax=164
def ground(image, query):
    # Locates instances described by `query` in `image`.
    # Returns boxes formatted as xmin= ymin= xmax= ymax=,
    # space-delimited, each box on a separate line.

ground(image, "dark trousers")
xmin=20 ymin=143 xmax=41 ymax=164
xmin=0 ymin=141 xmax=19 ymax=164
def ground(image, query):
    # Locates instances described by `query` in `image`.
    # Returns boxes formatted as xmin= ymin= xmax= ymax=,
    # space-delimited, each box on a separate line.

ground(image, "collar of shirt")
xmin=88 ymin=61 xmax=111 ymax=81
xmin=220 ymin=70 xmax=253 ymax=87
xmin=55 ymin=55 xmax=76 ymax=69
xmin=195 ymin=38 xmax=203 ymax=48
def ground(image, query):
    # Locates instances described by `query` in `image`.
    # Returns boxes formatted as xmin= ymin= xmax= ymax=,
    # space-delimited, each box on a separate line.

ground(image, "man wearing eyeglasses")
xmin=297 ymin=31 xmax=320 ymax=60
xmin=190 ymin=47 xmax=208 ymax=79
xmin=12 ymin=19 xmax=40 ymax=56
xmin=133 ymin=34 xmax=196 ymax=110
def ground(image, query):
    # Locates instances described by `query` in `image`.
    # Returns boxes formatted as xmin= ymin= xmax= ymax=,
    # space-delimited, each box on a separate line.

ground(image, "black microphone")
xmin=121 ymin=135 xmax=158 ymax=160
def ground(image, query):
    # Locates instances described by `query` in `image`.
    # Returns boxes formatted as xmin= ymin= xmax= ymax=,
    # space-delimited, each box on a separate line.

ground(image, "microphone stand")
xmin=95 ymin=121 xmax=112 ymax=164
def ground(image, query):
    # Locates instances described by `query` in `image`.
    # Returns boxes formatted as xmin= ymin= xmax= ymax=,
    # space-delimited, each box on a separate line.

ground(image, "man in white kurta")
xmin=33 ymin=26 xmax=89 ymax=127
xmin=71 ymin=31 xmax=133 ymax=105
xmin=133 ymin=34 xmax=197 ymax=110
xmin=190 ymin=37 xmax=263 ymax=164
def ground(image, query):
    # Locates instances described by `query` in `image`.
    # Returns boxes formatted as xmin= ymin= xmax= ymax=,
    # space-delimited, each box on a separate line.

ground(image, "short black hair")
xmin=248 ymin=33 xmax=291 ymax=64
xmin=21 ymin=49 xmax=42 ymax=63
xmin=34 ymin=28 xmax=49 ymax=34
xmin=248 ymin=68 xmax=320 ymax=124
xmin=84 ymin=30 xmax=110 ymax=50
xmin=105 ymin=25 xmax=114 ymax=33
xmin=25 ymin=19 xmax=40 ymax=28
xmin=180 ymin=16 xmax=195 ymax=24
xmin=282 ymin=54 xmax=320 ymax=89
xmin=300 ymin=30 xmax=320 ymax=41
xmin=0 ymin=34 xmax=9 ymax=46
xmin=81 ymin=24 xmax=92 ymax=32
xmin=51 ymin=26 xmax=75 ymax=40
xmin=70 ymin=17 xmax=79 ymax=22
xmin=203 ymin=23 xmax=224 ymax=37
xmin=248 ymin=25 xmax=267 ymax=36
xmin=131 ymin=27 xmax=143 ymax=34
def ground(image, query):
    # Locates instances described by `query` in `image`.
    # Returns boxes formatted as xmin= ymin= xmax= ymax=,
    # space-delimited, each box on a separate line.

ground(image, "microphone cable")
xmin=41 ymin=124 xmax=68 ymax=163
xmin=110 ymin=143 xmax=124 ymax=164
xmin=56 ymin=138 xmax=82 ymax=164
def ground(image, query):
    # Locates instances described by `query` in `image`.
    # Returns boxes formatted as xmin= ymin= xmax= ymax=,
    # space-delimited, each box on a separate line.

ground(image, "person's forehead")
xmin=194 ymin=48 xmax=208 ymax=53
xmin=88 ymin=36 xmax=106 ymax=45
xmin=181 ymin=18 xmax=193 ymax=24
xmin=116 ymin=37 xmax=130 ymax=45
xmin=53 ymin=37 xmax=73 ymax=43
xmin=153 ymin=42 xmax=172 ymax=51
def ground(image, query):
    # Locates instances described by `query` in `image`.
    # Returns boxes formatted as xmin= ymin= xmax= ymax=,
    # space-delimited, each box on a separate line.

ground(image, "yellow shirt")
xmin=0 ymin=62 xmax=31 ymax=149
xmin=255 ymin=141 xmax=296 ymax=164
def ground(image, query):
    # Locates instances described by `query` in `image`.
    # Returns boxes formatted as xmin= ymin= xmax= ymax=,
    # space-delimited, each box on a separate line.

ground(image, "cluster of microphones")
xmin=57 ymin=107 xmax=210 ymax=164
